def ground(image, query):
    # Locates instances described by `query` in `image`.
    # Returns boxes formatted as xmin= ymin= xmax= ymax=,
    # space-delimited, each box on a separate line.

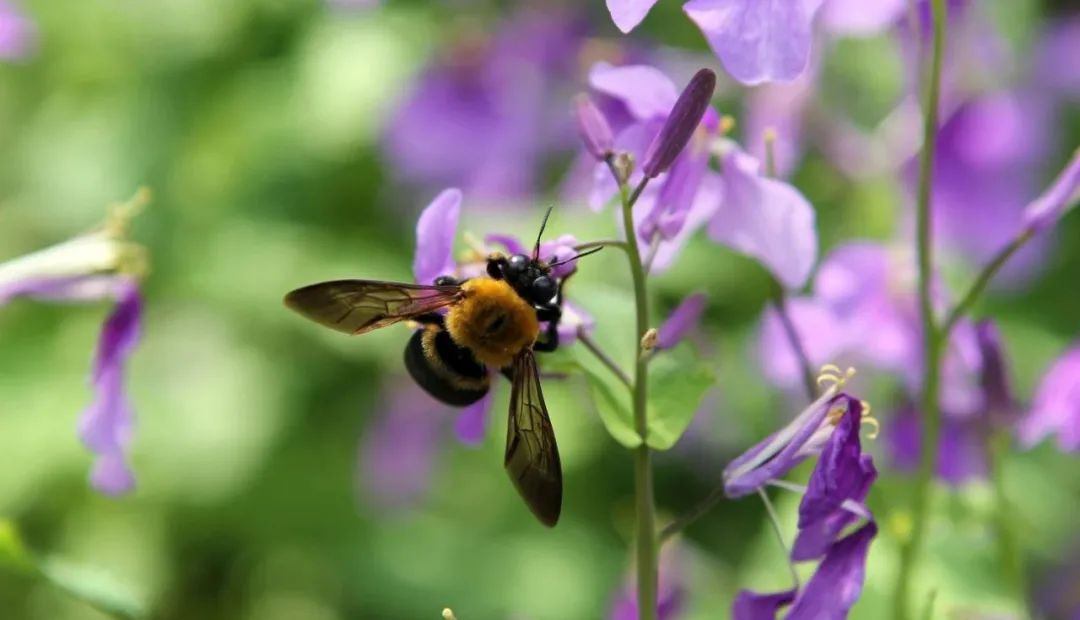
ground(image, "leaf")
xmin=37 ymin=556 xmax=147 ymax=620
xmin=0 ymin=520 xmax=33 ymax=571
xmin=645 ymin=343 xmax=715 ymax=450
xmin=570 ymin=345 xmax=642 ymax=448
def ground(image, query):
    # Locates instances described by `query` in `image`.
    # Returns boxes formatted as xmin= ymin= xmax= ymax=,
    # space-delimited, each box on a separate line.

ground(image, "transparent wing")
xmin=505 ymin=349 xmax=563 ymax=527
xmin=284 ymin=280 xmax=462 ymax=335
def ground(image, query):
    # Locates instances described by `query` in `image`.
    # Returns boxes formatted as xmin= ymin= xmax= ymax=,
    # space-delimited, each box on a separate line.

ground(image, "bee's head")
xmin=484 ymin=206 xmax=600 ymax=306
xmin=486 ymin=253 xmax=557 ymax=305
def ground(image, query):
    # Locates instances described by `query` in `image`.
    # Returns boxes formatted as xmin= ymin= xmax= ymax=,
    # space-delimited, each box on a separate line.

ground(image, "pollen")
xmin=459 ymin=231 xmax=489 ymax=264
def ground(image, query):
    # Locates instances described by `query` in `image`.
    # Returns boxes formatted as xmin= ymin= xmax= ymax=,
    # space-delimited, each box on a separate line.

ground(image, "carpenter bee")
xmin=283 ymin=213 xmax=597 ymax=527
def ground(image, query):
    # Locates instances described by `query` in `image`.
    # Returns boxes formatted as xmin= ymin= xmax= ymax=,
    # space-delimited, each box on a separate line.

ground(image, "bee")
xmin=283 ymin=213 xmax=597 ymax=527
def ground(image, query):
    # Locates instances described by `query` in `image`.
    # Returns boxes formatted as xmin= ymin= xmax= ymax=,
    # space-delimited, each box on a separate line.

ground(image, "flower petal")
xmin=413 ymin=188 xmax=463 ymax=285
xmin=708 ymin=146 xmax=817 ymax=288
xmin=1018 ymin=343 xmax=1080 ymax=452
xmin=732 ymin=589 xmax=796 ymax=620
xmin=757 ymin=297 xmax=849 ymax=390
xmin=78 ymin=279 xmax=142 ymax=496
xmin=819 ymin=0 xmax=906 ymax=35
xmin=684 ymin=0 xmax=824 ymax=85
xmin=793 ymin=400 xmax=877 ymax=561
xmin=605 ymin=0 xmax=660 ymax=33
xmin=887 ymin=407 xmax=987 ymax=485
xmin=785 ymin=522 xmax=877 ymax=620
xmin=589 ymin=63 xmax=679 ymax=121
xmin=89 ymin=451 xmax=135 ymax=496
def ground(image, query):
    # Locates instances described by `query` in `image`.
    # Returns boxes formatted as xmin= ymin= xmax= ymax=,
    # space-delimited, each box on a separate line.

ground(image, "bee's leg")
xmin=486 ymin=254 xmax=508 ymax=280
xmin=533 ymin=302 xmax=562 ymax=353
xmin=434 ymin=275 xmax=462 ymax=286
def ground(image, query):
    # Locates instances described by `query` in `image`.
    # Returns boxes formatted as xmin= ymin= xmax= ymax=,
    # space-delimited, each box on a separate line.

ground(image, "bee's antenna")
xmin=547 ymin=246 xmax=603 ymax=268
xmin=533 ymin=207 xmax=554 ymax=260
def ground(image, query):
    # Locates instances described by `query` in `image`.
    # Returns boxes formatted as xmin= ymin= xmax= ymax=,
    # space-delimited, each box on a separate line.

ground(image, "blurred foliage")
xmin=1 ymin=0 xmax=1079 ymax=619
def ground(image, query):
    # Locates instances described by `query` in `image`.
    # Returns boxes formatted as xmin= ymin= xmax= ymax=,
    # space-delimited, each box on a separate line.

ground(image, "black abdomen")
xmin=404 ymin=328 xmax=490 ymax=406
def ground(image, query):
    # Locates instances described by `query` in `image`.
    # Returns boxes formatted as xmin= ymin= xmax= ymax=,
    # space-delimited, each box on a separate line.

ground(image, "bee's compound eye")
xmin=531 ymin=275 xmax=556 ymax=302
xmin=507 ymin=254 xmax=529 ymax=275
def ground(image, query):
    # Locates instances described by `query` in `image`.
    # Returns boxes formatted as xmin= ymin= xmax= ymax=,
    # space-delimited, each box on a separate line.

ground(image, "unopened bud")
xmin=643 ymin=68 xmax=717 ymax=178
xmin=640 ymin=328 xmax=658 ymax=354
xmin=574 ymin=94 xmax=614 ymax=161
xmin=612 ymin=152 xmax=635 ymax=186
xmin=442 ymin=608 xmax=458 ymax=620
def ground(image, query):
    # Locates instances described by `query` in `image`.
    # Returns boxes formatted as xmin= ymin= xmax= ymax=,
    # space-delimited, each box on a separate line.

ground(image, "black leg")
xmin=533 ymin=301 xmax=562 ymax=353
xmin=434 ymin=275 xmax=461 ymax=286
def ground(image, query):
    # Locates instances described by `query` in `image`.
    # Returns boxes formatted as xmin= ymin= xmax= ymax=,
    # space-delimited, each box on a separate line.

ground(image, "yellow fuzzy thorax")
xmin=445 ymin=278 xmax=539 ymax=369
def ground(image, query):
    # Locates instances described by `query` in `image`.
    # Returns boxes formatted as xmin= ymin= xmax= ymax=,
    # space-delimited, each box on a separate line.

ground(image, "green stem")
xmin=988 ymin=431 xmax=1027 ymax=605
xmin=577 ymin=328 xmax=632 ymax=388
xmin=619 ymin=177 xmax=658 ymax=620
xmin=941 ymin=232 xmax=1031 ymax=335
xmin=893 ymin=1 xmax=947 ymax=618
xmin=768 ymin=279 xmax=817 ymax=401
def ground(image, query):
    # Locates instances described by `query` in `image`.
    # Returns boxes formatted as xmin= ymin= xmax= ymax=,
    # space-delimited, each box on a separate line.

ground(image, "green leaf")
xmin=645 ymin=344 xmax=715 ymax=450
xmin=37 ymin=556 xmax=147 ymax=620
xmin=0 ymin=520 xmax=33 ymax=571
xmin=570 ymin=345 xmax=641 ymax=449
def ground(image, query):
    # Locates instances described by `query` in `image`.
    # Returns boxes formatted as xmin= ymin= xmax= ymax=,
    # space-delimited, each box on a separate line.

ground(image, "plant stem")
xmin=941 ymin=232 xmax=1031 ymax=335
xmin=893 ymin=1 xmax=947 ymax=617
xmin=577 ymin=328 xmax=632 ymax=388
xmin=768 ymin=279 xmax=817 ymax=401
xmin=758 ymin=488 xmax=800 ymax=590
xmin=619 ymin=177 xmax=658 ymax=620
xmin=574 ymin=239 xmax=630 ymax=253
xmin=658 ymin=483 xmax=723 ymax=544
xmin=988 ymin=430 xmax=1027 ymax=605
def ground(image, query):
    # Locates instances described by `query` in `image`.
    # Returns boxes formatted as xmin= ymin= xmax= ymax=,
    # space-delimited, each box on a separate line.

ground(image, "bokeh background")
xmin=1 ymin=0 xmax=1079 ymax=618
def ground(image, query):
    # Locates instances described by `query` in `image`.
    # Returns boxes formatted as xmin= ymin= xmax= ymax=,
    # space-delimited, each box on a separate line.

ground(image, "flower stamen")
xmin=816 ymin=364 xmax=856 ymax=391
xmin=859 ymin=400 xmax=880 ymax=440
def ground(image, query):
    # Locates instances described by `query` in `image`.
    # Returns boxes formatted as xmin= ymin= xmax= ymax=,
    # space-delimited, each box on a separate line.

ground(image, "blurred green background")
xmin=1 ymin=0 xmax=1079 ymax=618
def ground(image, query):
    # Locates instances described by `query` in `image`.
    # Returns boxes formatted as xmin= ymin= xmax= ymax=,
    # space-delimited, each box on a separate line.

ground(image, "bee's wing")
xmin=284 ymin=280 xmax=462 ymax=335
xmin=505 ymin=349 xmax=562 ymax=527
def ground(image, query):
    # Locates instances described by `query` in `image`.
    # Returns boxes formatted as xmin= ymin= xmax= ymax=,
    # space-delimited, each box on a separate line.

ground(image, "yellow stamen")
xmin=104 ymin=187 xmax=151 ymax=239
xmin=816 ymin=364 xmax=856 ymax=390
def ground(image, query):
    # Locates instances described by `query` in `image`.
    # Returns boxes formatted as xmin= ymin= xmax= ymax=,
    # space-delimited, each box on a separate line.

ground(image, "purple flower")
xmin=734 ymin=524 xmax=877 ymax=620
xmin=383 ymin=10 xmax=585 ymax=200
xmin=608 ymin=544 xmax=685 ymax=620
xmin=1021 ymin=147 xmax=1080 ymax=234
xmin=792 ymin=399 xmax=876 ymax=561
xmin=919 ymin=91 xmax=1057 ymax=282
xmin=411 ymin=190 xmax=595 ymax=443
xmin=975 ymin=321 xmax=1015 ymax=425
xmin=728 ymin=387 xmax=878 ymax=619
xmin=744 ymin=73 xmax=815 ymax=178
xmin=1018 ymin=343 xmax=1080 ymax=452
xmin=585 ymin=63 xmax=722 ymax=272
xmin=783 ymin=522 xmax=877 ymax=620
xmin=1035 ymin=16 xmax=1080 ymax=99
xmin=684 ymin=0 xmax=824 ymax=85
xmin=0 ymin=0 xmax=34 ymax=60
xmin=656 ymin=293 xmax=706 ymax=350
xmin=708 ymin=142 xmax=818 ymax=289
xmin=887 ymin=406 xmax=987 ymax=486
xmin=605 ymin=0 xmax=660 ymax=34
xmin=358 ymin=381 xmax=446 ymax=511
xmin=0 ymin=191 xmax=149 ymax=495
xmin=722 ymin=371 xmax=871 ymax=498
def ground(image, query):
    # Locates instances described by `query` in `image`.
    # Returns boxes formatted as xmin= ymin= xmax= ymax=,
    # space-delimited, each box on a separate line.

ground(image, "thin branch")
xmin=758 ymin=488 xmax=800 ymax=590
xmin=659 ymin=483 xmax=725 ymax=544
xmin=940 ymin=232 xmax=1031 ymax=336
xmin=576 ymin=328 xmax=632 ymax=388
xmin=769 ymin=279 xmax=817 ymax=401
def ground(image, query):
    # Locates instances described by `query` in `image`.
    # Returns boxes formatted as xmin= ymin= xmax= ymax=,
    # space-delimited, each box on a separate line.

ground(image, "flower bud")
xmin=643 ymin=68 xmax=717 ymax=178
xmin=574 ymin=94 xmax=614 ymax=161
